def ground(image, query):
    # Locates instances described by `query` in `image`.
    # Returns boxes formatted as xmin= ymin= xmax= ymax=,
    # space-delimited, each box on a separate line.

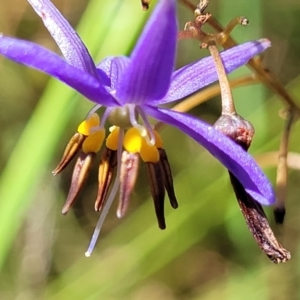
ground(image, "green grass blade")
xmin=0 ymin=0 xmax=152 ymax=270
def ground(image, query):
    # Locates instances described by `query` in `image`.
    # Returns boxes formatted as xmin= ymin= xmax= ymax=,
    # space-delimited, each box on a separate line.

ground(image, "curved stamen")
xmin=85 ymin=128 xmax=124 ymax=257
xmin=100 ymin=107 xmax=113 ymax=128
xmin=85 ymin=106 xmax=107 ymax=135
xmin=87 ymin=104 xmax=102 ymax=119
xmin=137 ymin=106 xmax=156 ymax=146
xmin=128 ymin=104 xmax=148 ymax=138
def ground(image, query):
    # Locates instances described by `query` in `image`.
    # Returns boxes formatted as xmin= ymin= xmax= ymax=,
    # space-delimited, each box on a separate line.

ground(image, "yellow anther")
xmin=123 ymin=127 xmax=143 ymax=153
xmin=82 ymin=128 xmax=105 ymax=153
xmin=106 ymin=127 xmax=120 ymax=151
xmin=140 ymin=138 xmax=159 ymax=162
xmin=77 ymin=113 xmax=100 ymax=136
xmin=123 ymin=127 xmax=160 ymax=163
xmin=153 ymin=130 xmax=163 ymax=148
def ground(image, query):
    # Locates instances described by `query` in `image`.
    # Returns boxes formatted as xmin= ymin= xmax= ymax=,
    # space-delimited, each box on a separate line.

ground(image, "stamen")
xmin=127 ymin=105 xmax=147 ymax=138
xmin=52 ymin=132 xmax=85 ymax=175
xmin=106 ymin=127 xmax=120 ymax=150
xmin=117 ymin=151 xmax=139 ymax=218
xmin=132 ymin=123 xmax=147 ymax=139
xmin=140 ymin=138 xmax=160 ymax=163
xmin=82 ymin=129 xmax=105 ymax=153
xmin=123 ymin=128 xmax=143 ymax=153
xmin=158 ymin=148 xmax=178 ymax=209
xmin=136 ymin=106 xmax=156 ymax=146
xmin=62 ymin=152 xmax=96 ymax=214
xmin=77 ymin=113 xmax=100 ymax=136
xmin=146 ymin=162 xmax=166 ymax=229
xmin=87 ymin=104 xmax=102 ymax=119
xmin=85 ymin=128 xmax=124 ymax=257
xmin=123 ymin=128 xmax=159 ymax=163
xmin=100 ymin=107 xmax=113 ymax=128
xmin=85 ymin=109 xmax=111 ymax=136
xmin=95 ymin=148 xmax=118 ymax=212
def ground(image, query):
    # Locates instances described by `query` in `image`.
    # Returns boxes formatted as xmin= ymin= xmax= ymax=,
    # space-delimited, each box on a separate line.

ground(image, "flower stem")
xmin=208 ymin=43 xmax=236 ymax=115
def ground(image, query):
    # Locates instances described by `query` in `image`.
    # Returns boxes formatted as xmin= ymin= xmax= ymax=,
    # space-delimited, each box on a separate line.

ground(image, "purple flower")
xmin=0 ymin=0 xmax=274 ymax=253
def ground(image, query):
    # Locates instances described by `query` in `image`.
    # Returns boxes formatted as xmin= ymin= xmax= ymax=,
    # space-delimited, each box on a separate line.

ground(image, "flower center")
xmin=77 ymin=105 xmax=162 ymax=163
xmin=107 ymin=126 xmax=162 ymax=163
xmin=105 ymin=104 xmax=156 ymax=146
xmin=54 ymin=104 xmax=178 ymax=257
xmin=107 ymin=105 xmax=137 ymax=129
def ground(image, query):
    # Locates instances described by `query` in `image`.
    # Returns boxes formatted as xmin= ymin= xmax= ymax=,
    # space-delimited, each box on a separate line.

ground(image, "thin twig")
xmin=179 ymin=0 xmax=300 ymax=117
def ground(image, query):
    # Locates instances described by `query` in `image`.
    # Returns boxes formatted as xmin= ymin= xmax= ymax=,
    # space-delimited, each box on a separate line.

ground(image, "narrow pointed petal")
xmin=27 ymin=0 xmax=98 ymax=77
xmin=97 ymin=56 xmax=130 ymax=89
xmin=52 ymin=132 xmax=85 ymax=175
xmin=155 ymin=39 xmax=271 ymax=105
xmin=146 ymin=162 xmax=166 ymax=229
xmin=145 ymin=106 xmax=275 ymax=206
xmin=116 ymin=0 xmax=177 ymax=105
xmin=0 ymin=36 xmax=117 ymax=106
xmin=95 ymin=148 xmax=117 ymax=211
xmin=158 ymin=148 xmax=178 ymax=209
xmin=117 ymin=151 xmax=140 ymax=218
xmin=62 ymin=152 xmax=95 ymax=215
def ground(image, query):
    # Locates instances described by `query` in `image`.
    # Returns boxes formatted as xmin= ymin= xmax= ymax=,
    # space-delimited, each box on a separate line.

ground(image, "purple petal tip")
xmin=258 ymin=38 xmax=271 ymax=49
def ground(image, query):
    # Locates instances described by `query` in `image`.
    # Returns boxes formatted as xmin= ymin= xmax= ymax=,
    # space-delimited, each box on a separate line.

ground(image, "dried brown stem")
xmin=179 ymin=0 xmax=300 ymax=117
xmin=179 ymin=0 xmax=196 ymax=12
xmin=207 ymin=17 xmax=300 ymax=117
xmin=155 ymin=75 xmax=258 ymax=132
xmin=274 ymin=109 xmax=295 ymax=223
xmin=255 ymin=151 xmax=300 ymax=170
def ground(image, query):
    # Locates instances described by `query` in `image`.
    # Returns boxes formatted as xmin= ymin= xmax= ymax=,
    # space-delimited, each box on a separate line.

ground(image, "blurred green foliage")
xmin=0 ymin=0 xmax=300 ymax=299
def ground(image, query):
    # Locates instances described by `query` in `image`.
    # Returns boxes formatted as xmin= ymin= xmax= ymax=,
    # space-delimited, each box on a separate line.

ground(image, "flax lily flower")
xmin=0 ymin=0 xmax=274 ymax=255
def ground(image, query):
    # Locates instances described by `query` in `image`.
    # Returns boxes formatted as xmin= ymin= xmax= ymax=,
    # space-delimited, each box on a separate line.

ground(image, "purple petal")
xmin=97 ymin=56 xmax=130 ymax=90
xmin=145 ymin=105 xmax=275 ymax=206
xmin=27 ymin=0 xmax=98 ymax=77
xmin=116 ymin=0 xmax=177 ymax=105
xmin=155 ymin=39 xmax=271 ymax=105
xmin=0 ymin=36 xmax=117 ymax=106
